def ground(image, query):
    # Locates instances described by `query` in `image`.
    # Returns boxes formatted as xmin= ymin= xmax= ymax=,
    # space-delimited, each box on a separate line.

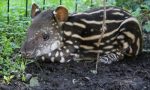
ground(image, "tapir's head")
xmin=21 ymin=4 xmax=68 ymax=59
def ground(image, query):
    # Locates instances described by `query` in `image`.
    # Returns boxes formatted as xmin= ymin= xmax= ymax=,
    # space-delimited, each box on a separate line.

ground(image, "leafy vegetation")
xmin=114 ymin=0 xmax=150 ymax=31
xmin=0 ymin=0 xmax=31 ymax=84
xmin=0 ymin=0 xmax=150 ymax=84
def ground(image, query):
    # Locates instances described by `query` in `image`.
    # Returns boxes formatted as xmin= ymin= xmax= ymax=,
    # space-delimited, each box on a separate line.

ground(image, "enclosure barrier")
xmin=6 ymin=0 xmax=95 ymax=24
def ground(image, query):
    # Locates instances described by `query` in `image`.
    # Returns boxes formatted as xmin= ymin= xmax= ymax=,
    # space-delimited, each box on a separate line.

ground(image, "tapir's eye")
xmin=42 ymin=33 xmax=49 ymax=41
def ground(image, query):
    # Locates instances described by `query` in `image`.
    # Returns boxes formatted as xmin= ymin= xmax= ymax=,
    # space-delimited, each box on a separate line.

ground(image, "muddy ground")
xmin=0 ymin=32 xmax=150 ymax=90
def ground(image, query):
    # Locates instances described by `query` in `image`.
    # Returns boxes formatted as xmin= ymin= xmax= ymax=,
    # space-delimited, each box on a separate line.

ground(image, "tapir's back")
xmin=62 ymin=7 xmax=142 ymax=60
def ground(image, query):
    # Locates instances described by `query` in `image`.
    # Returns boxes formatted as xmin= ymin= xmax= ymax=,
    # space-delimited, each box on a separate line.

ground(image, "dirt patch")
xmin=0 ymin=33 xmax=150 ymax=90
xmin=1 ymin=53 xmax=150 ymax=90
xmin=27 ymin=52 xmax=150 ymax=90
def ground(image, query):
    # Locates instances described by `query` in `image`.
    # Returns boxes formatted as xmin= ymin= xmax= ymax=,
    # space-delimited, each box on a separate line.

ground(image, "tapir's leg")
xmin=98 ymin=50 xmax=125 ymax=64
xmin=98 ymin=31 xmax=131 ymax=64
xmin=98 ymin=35 xmax=136 ymax=64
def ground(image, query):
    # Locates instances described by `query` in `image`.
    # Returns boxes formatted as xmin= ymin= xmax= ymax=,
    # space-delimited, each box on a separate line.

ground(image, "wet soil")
xmin=0 ymin=33 xmax=150 ymax=90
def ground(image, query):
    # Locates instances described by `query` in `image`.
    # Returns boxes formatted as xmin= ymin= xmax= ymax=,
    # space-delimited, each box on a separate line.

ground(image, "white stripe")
xmin=66 ymin=40 xmax=73 ymax=44
xmin=103 ymin=29 xmax=118 ymax=38
xmin=64 ymin=31 xmax=72 ymax=36
xmin=65 ymin=22 xmax=86 ymax=28
xmin=80 ymin=45 xmax=94 ymax=50
xmin=72 ymin=34 xmax=101 ymax=41
xmin=73 ymin=22 xmax=86 ymax=28
xmin=84 ymin=50 xmax=103 ymax=53
xmin=120 ymin=28 xmax=126 ymax=32
xmin=111 ymin=49 xmax=117 ymax=52
xmin=136 ymin=38 xmax=140 ymax=55
xmin=81 ymin=19 xmax=123 ymax=25
xmin=105 ymin=51 xmax=111 ymax=54
xmin=65 ymin=22 xmax=73 ymax=26
xmin=110 ymin=37 xmax=116 ymax=41
xmin=72 ymin=34 xmax=83 ymax=40
xmin=123 ymin=32 xmax=135 ymax=43
xmin=129 ymin=46 xmax=133 ymax=54
xmin=103 ymin=46 xmax=113 ymax=49
xmin=94 ymin=42 xmax=105 ymax=47
xmin=112 ymin=41 xmax=118 ymax=45
xmin=112 ymin=12 xmax=124 ymax=16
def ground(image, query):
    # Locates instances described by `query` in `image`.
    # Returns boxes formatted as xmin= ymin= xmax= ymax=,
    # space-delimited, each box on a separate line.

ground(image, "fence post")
xmin=25 ymin=0 xmax=28 ymax=17
xmin=90 ymin=0 xmax=93 ymax=7
xmin=75 ymin=0 xmax=78 ymax=13
xmin=7 ymin=0 xmax=10 ymax=24
xmin=60 ymin=0 xmax=62 ymax=5
xmin=43 ymin=0 xmax=46 ymax=10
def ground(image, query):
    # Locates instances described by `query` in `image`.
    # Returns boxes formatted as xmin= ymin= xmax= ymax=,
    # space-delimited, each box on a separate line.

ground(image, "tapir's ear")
xmin=31 ymin=3 xmax=41 ymax=18
xmin=53 ymin=6 xmax=68 ymax=22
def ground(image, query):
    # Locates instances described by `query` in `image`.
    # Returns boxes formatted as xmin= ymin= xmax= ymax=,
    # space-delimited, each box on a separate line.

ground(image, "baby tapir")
xmin=21 ymin=3 xmax=142 ymax=64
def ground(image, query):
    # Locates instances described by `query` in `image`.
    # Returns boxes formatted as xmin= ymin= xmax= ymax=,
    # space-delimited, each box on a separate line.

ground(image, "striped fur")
xmin=21 ymin=6 xmax=142 ymax=64
xmin=61 ymin=7 xmax=142 ymax=63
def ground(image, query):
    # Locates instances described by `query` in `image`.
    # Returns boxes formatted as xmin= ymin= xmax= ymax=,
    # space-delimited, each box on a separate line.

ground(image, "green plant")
xmin=3 ymin=75 xmax=14 ymax=84
xmin=0 ymin=1 xmax=30 ymax=82
xmin=111 ymin=0 xmax=150 ymax=32
xmin=0 ymin=22 xmax=29 ymax=84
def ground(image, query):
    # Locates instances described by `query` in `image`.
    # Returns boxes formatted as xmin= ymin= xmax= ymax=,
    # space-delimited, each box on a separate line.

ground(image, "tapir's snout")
xmin=20 ymin=41 xmax=36 ymax=59
xmin=21 ymin=51 xmax=33 ymax=59
xmin=20 ymin=39 xmax=62 ymax=59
